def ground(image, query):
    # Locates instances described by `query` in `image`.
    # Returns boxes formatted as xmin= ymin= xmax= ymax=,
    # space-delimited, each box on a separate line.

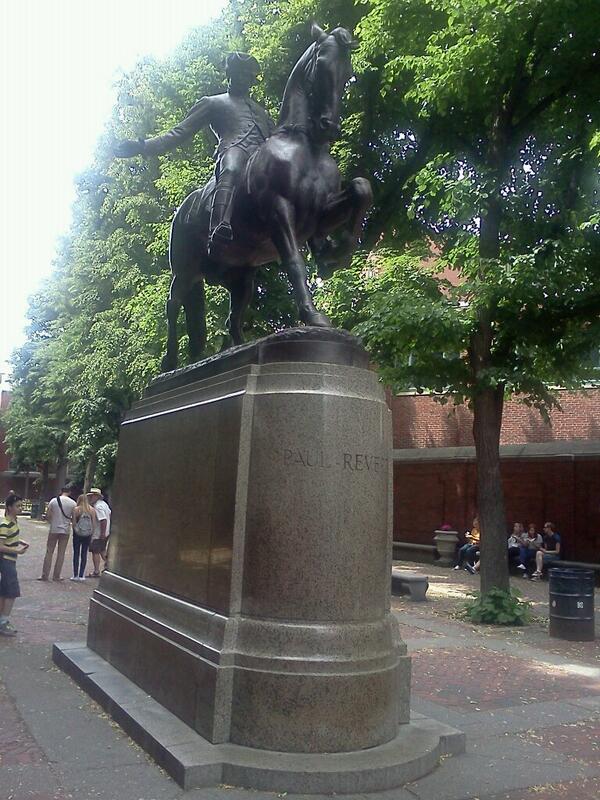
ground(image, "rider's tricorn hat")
xmin=225 ymin=52 xmax=260 ymax=78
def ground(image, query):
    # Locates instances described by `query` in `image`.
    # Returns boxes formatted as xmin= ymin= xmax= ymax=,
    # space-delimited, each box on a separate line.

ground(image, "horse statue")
xmin=121 ymin=23 xmax=372 ymax=372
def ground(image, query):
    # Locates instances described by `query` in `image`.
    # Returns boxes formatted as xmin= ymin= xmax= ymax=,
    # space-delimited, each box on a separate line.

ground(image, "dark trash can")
xmin=548 ymin=568 xmax=595 ymax=642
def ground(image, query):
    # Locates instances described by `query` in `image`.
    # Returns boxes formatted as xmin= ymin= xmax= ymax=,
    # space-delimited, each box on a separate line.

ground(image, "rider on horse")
xmin=115 ymin=52 xmax=275 ymax=249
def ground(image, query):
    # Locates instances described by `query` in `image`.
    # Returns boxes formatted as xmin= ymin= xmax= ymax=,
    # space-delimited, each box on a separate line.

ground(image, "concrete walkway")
xmin=1 ymin=518 xmax=598 ymax=800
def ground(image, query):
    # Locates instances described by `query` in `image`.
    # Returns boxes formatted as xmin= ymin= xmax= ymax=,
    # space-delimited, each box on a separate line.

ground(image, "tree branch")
xmin=501 ymin=6 xmax=545 ymax=127
xmin=513 ymin=60 xmax=598 ymax=135
xmin=363 ymin=127 xmax=434 ymax=248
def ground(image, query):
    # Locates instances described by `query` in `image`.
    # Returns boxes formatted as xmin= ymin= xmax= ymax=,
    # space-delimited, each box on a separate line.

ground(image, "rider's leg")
xmin=209 ymin=147 xmax=248 ymax=244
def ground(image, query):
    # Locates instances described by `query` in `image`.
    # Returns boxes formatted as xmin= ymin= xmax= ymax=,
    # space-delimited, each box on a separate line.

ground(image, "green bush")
xmin=462 ymin=588 xmax=531 ymax=626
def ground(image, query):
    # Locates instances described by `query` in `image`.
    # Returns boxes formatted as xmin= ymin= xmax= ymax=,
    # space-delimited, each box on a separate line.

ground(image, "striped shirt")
xmin=0 ymin=517 xmax=20 ymax=561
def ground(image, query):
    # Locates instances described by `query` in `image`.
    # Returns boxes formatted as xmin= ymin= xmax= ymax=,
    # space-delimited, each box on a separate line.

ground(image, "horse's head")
xmin=307 ymin=23 xmax=358 ymax=142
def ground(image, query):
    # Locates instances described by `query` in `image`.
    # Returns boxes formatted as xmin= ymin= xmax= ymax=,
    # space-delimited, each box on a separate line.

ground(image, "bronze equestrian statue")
xmin=116 ymin=23 xmax=372 ymax=371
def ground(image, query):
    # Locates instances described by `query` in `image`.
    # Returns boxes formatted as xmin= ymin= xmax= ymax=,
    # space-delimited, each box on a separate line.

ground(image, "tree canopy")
xmin=319 ymin=0 xmax=600 ymax=592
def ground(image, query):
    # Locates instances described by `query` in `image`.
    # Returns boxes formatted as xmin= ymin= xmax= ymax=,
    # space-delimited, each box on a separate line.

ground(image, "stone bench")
xmin=391 ymin=569 xmax=429 ymax=601
xmin=392 ymin=541 xmax=437 ymax=564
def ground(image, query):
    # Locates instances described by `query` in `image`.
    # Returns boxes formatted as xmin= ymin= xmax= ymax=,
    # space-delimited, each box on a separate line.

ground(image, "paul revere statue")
xmin=115 ymin=25 xmax=373 ymax=370
xmin=116 ymin=52 xmax=274 ymax=249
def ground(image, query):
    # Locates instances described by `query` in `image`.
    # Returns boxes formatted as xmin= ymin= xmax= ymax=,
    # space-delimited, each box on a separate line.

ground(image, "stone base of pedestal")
xmin=53 ymin=642 xmax=465 ymax=793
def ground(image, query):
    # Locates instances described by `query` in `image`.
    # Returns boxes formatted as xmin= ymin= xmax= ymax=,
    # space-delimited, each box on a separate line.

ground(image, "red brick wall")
xmin=393 ymin=458 xmax=600 ymax=564
xmin=391 ymin=390 xmax=600 ymax=450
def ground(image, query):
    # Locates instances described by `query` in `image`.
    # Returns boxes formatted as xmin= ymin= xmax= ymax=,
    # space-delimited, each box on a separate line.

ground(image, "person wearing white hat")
xmin=87 ymin=489 xmax=111 ymax=577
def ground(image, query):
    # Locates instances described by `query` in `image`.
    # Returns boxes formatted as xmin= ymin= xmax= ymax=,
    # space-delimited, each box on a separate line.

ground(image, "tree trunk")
xmin=39 ymin=460 xmax=49 ymax=496
xmin=55 ymin=456 xmax=68 ymax=492
xmin=83 ymin=452 xmax=97 ymax=493
xmin=471 ymin=138 xmax=511 ymax=595
xmin=38 ymin=461 xmax=50 ymax=517
xmin=472 ymin=386 xmax=509 ymax=594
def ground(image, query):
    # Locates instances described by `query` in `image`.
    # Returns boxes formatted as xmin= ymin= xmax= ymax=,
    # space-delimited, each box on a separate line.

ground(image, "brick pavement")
xmin=518 ymin=719 xmax=600 ymax=765
xmin=0 ymin=684 xmax=45 ymax=768
xmin=486 ymin=777 xmax=600 ymax=800
xmin=411 ymin=648 xmax=600 ymax=711
xmin=0 ymin=518 xmax=598 ymax=800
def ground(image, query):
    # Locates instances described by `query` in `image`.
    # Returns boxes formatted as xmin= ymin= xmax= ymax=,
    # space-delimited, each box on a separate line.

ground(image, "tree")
xmin=318 ymin=0 xmax=600 ymax=594
xmin=3 ymin=334 xmax=71 ymax=502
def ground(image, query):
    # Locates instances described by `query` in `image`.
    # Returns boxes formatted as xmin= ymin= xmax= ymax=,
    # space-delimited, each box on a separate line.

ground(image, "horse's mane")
xmin=276 ymin=42 xmax=319 ymax=135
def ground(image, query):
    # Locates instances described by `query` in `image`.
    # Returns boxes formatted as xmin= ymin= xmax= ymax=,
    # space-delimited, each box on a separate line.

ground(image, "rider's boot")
xmin=208 ymin=185 xmax=236 ymax=253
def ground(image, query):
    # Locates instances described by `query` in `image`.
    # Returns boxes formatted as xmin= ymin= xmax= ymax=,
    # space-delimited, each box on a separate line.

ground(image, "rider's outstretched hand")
xmin=114 ymin=139 xmax=144 ymax=158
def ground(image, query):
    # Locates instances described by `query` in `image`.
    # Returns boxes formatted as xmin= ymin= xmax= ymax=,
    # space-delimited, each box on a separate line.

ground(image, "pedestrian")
xmin=70 ymin=494 xmax=97 ymax=582
xmin=0 ymin=493 xmax=29 ymax=637
xmin=87 ymin=488 xmax=111 ymax=578
xmin=39 ymin=485 xmax=77 ymax=582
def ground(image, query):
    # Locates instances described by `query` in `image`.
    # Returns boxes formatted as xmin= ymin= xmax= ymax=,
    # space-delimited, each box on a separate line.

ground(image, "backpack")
xmin=74 ymin=512 xmax=93 ymax=537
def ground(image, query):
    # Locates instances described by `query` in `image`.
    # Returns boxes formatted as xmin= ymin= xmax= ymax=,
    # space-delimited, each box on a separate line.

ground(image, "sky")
xmin=0 ymin=0 xmax=226 ymax=373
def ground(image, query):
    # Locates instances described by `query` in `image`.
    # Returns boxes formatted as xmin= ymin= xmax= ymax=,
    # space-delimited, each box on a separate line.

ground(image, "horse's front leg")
xmin=310 ymin=177 xmax=373 ymax=277
xmin=271 ymin=197 xmax=331 ymax=328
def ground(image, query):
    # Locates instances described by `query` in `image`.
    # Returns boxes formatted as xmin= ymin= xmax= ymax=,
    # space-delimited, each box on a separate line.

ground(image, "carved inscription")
xmin=283 ymin=449 xmax=388 ymax=472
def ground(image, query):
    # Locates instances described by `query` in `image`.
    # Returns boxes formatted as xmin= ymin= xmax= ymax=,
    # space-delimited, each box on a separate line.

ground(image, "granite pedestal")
xmin=54 ymin=327 xmax=464 ymax=791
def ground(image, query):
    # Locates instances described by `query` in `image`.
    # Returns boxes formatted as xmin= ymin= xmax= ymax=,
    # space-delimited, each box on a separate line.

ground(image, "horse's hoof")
xmin=303 ymin=311 xmax=332 ymax=328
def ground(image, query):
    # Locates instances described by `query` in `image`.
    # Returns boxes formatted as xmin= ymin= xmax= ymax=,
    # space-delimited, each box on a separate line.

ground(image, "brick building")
xmin=391 ymin=389 xmax=600 ymax=564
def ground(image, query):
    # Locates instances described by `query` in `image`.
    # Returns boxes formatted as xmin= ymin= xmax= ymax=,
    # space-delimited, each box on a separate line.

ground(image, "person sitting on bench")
xmin=516 ymin=523 xmax=542 ymax=576
xmin=453 ymin=516 xmax=480 ymax=572
xmin=531 ymin=522 xmax=561 ymax=580
xmin=508 ymin=522 xmax=525 ymax=568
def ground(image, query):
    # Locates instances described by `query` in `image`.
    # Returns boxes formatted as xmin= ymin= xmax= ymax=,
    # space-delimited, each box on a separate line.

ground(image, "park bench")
xmin=391 ymin=568 xmax=429 ymax=601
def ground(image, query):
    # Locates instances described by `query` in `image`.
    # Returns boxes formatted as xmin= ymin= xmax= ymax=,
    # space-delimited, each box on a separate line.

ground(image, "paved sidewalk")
xmin=0 ymin=518 xmax=598 ymax=800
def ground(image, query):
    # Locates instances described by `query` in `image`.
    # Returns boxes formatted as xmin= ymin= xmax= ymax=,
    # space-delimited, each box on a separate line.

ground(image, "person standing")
xmin=70 ymin=494 xmax=97 ymax=582
xmin=0 ymin=493 xmax=29 ymax=636
xmin=39 ymin=486 xmax=76 ymax=582
xmin=87 ymin=489 xmax=111 ymax=578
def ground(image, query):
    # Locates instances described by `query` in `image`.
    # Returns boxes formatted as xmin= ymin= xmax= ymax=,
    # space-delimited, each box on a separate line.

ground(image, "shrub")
xmin=462 ymin=588 xmax=531 ymax=626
